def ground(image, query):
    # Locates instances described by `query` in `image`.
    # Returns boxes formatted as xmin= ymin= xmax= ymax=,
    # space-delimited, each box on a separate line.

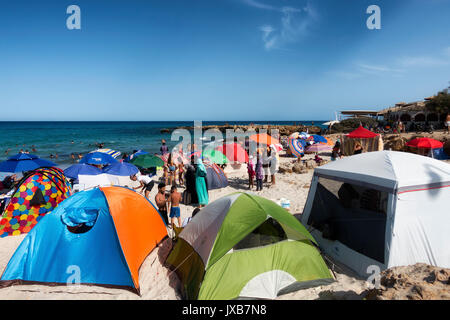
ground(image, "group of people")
xmin=125 ymin=140 xmax=210 ymax=228
xmin=247 ymin=144 xmax=279 ymax=191
xmin=331 ymin=140 xmax=365 ymax=161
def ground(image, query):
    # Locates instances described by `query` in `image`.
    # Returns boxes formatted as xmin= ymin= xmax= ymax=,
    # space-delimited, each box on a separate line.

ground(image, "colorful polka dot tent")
xmin=0 ymin=167 xmax=71 ymax=237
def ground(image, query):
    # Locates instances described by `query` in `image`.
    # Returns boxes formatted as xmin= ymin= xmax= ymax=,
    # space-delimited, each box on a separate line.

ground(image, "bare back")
xmin=169 ymin=191 xmax=181 ymax=207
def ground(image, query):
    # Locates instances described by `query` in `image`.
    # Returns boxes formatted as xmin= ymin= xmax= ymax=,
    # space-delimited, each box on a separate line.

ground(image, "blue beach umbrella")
xmin=102 ymin=162 xmax=139 ymax=176
xmin=79 ymin=152 xmax=118 ymax=166
xmin=311 ymin=135 xmax=328 ymax=144
xmin=0 ymin=153 xmax=57 ymax=173
xmin=125 ymin=150 xmax=149 ymax=162
xmin=64 ymin=163 xmax=103 ymax=180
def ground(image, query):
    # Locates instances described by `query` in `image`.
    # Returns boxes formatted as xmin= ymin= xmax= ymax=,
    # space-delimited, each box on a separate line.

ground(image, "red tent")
xmin=406 ymin=138 xmax=443 ymax=149
xmin=216 ymin=143 xmax=249 ymax=163
xmin=346 ymin=125 xmax=379 ymax=138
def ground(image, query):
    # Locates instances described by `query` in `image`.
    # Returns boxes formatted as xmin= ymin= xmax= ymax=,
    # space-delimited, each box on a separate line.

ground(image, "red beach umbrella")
xmin=406 ymin=137 xmax=443 ymax=149
xmin=216 ymin=143 xmax=249 ymax=163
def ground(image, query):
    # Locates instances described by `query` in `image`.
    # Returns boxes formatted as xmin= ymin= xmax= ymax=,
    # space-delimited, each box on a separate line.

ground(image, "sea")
xmin=0 ymin=121 xmax=326 ymax=170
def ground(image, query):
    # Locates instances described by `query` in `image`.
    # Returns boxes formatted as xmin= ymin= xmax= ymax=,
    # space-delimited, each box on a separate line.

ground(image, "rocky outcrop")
xmin=383 ymin=136 xmax=408 ymax=151
xmin=330 ymin=117 xmax=378 ymax=134
xmin=172 ymin=124 xmax=323 ymax=136
xmin=364 ymin=263 xmax=450 ymax=300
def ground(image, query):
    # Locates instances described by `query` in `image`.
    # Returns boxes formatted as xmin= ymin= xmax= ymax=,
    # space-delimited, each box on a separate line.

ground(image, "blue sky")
xmin=0 ymin=0 xmax=450 ymax=121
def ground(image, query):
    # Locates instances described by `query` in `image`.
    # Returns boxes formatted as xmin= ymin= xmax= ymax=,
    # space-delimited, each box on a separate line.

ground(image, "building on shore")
xmin=339 ymin=110 xmax=382 ymax=120
xmin=378 ymin=97 xmax=447 ymax=127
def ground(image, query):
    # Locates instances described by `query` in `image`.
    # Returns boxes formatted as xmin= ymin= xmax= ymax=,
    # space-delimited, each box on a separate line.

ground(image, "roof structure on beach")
xmin=314 ymin=150 xmax=450 ymax=193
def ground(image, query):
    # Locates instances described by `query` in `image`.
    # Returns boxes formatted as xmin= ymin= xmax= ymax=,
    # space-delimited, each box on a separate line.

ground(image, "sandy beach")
xmin=0 ymin=129 xmax=449 ymax=300
xmin=0 ymin=149 xmax=378 ymax=300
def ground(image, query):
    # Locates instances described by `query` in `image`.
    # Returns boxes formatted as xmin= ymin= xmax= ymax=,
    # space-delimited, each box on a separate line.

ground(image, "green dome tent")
xmin=165 ymin=192 xmax=334 ymax=300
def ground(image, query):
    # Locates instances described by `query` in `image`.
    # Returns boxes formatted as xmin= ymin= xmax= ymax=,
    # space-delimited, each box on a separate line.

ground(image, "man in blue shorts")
xmin=168 ymin=185 xmax=182 ymax=227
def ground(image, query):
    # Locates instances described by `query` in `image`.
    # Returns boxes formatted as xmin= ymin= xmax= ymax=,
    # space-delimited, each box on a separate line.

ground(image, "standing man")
xmin=155 ymin=182 xmax=169 ymax=226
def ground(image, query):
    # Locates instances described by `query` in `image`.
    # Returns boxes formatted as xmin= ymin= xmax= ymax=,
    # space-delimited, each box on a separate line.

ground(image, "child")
xmin=168 ymin=185 xmax=182 ymax=228
xmin=314 ymin=154 xmax=324 ymax=165
xmin=255 ymin=153 xmax=264 ymax=191
xmin=178 ymin=163 xmax=185 ymax=186
xmin=247 ymin=156 xmax=255 ymax=190
xmin=155 ymin=182 xmax=169 ymax=226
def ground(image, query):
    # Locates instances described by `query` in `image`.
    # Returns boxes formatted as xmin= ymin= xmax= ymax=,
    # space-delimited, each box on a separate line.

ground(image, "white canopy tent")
xmin=301 ymin=151 xmax=450 ymax=277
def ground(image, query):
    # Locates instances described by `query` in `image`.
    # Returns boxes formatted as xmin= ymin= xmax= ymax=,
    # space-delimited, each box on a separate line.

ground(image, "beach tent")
xmin=0 ymin=186 xmax=167 ymax=294
xmin=0 ymin=167 xmax=71 ymax=237
xmin=341 ymin=126 xmax=383 ymax=156
xmin=301 ymin=151 xmax=450 ymax=277
xmin=205 ymin=163 xmax=228 ymax=190
xmin=165 ymin=192 xmax=334 ymax=300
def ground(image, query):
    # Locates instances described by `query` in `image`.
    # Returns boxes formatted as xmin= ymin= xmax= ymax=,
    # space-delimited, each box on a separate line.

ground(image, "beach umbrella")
xmin=310 ymin=135 xmax=328 ymax=144
xmin=216 ymin=143 xmax=249 ymax=163
xmin=103 ymin=162 xmax=139 ymax=176
xmin=202 ymin=149 xmax=228 ymax=164
xmin=0 ymin=153 xmax=57 ymax=173
xmin=305 ymin=144 xmax=332 ymax=154
xmin=250 ymin=133 xmax=279 ymax=146
xmin=93 ymin=148 xmax=121 ymax=159
xmin=289 ymin=132 xmax=300 ymax=139
xmin=79 ymin=152 xmax=119 ymax=166
xmin=64 ymin=163 xmax=102 ymax=179
xmin=130 ymin=154 xmax=164 ymax=168
xmin=288 ymin=138 xmax=304 ymax=158
xmin=126 ymin=150 xmax=149 ymax=162
xmin=299 ymin=132 xmax=310 ymax=139
xmin=249 ymin=133 xmax=283 ymax=152
xmin=158 ymin=152 xmax=189 ymax=165
xmin=406 ymin=138 xmax=443 ymax=149
xmin=322 ymin=120 xmax=340 ymax=127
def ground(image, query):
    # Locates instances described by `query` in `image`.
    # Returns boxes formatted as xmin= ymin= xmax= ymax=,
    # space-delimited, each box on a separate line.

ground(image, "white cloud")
xmin=241 ymin=0 xmax=277 ymax=11
xmin=399 ymin=47 xmax=450 ymax=68
xmin=357 ymin=63 xmax=404 ymax=74
xmin=400 ymin=56 xmax=449 ymax=67
xmin=256 ymin=2 xmax=318 ymax=50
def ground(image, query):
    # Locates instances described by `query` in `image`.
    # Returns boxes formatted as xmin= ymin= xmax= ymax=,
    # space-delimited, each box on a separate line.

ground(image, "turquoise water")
xmin=0 ymin=121 xmax=325 ymax=167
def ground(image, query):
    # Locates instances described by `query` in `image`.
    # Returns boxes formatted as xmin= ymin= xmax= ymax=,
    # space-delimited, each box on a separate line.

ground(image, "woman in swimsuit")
xmin=167 ymin=153 xmax=176 ymax=186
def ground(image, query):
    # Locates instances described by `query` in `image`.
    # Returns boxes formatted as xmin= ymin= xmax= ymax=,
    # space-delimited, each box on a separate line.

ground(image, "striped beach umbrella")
xmin=94 ymin=149 xmax=121 ymax=159
xmin=305 ymin=144 xmax=332 ymax=154
xmin=288 ymin=138 xmax=304 ymax=158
